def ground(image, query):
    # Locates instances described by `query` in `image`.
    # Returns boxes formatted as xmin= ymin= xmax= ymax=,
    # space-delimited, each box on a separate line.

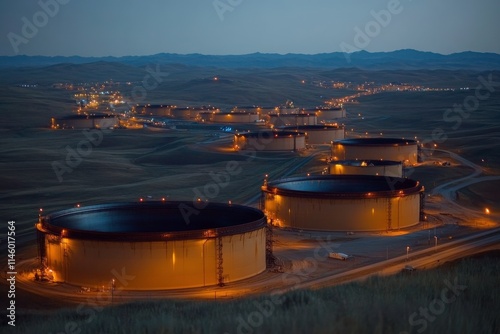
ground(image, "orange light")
xmin=485 ymin=208 xmax=490 ymax=214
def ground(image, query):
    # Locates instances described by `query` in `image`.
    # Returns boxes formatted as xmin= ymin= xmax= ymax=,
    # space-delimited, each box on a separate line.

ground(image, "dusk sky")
xmin=1 ymin=0 xmax=499 ymax=57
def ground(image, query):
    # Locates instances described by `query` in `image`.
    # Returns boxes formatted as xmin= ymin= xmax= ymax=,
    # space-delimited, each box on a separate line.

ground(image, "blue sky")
xmin=1 ymin=0 xmax=499 ymax=56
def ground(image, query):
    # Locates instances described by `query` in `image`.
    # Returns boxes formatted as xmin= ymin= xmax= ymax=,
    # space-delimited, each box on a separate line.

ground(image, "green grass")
xmin=8 ymin=251 xmax=500 ymax=334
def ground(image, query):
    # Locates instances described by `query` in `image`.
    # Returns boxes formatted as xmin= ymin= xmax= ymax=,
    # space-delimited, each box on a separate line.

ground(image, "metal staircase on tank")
xmin=266 ymin=223 xmax=274 ymax=268
xmin=420 ymin=192 xmax=426 ymax=221
xmin=387 ymin=199 xmax=392 ymax=231
xmin=215 ymin=237 xmax=224 ymax=286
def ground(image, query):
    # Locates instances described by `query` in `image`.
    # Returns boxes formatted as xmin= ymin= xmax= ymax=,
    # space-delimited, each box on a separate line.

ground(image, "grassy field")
xmin=457 ymin=180 xmax=500 ymax=213
xmin=5 ymin=251 xmax=499 ymax=333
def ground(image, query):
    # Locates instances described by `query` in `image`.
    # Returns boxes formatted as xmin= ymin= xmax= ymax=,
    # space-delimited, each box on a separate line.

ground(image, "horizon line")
xmin=2 ymin=49 xmax=500 ymax=59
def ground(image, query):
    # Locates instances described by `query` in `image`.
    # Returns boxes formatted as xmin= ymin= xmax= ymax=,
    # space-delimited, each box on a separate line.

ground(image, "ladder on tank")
xmin=215 ymin=237 xmax=224 ymax=286
xmin=266 ymin=223 xmax=274 ymax=268
xmin=387 ymin=199 xmax=392 ymax=231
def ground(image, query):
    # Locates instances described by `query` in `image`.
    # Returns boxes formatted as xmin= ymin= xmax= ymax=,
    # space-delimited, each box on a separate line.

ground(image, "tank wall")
xmin=259 ymin=108 xmax=277 ymax=115
xmin=198 ymin=113 xmax=214 ymax=122
xmin=44 ymin=227 xmax=266 ymax=290
xmin=213 ymin=114 xmax=259 ymax=123
xmin=171 ymin=109 xmax=192 ymax=119
xmin=93 ymin=117 xmax=119 ymax=129
xmin=315 ymin=109 xmax=346 ymax=121
xmin=306 ymin=129 xmax=344 ymax=145
xmin=53 ymin=117 xmax=118 ymax=129
xmin=264 ymin=193 xmax=420 ymax=231
xmin=142 ymin=107 xmax=171 ymax=116
xmin=59 ymin=119 xmax=93 ymax=129
xmin=332 ymin=144 xmax=418 ymax=165
xmin=392 ymin=195 xmax=422 ymax=230
xmin=220 ymin=228 xmax=266 ymax=283
xmin=269 ymin=115 xmax=317 ymax=127
xmin=329 ymin=163 xmax=403 ymax=177
xmin=235 ymin=135 xmax=305 ymax=151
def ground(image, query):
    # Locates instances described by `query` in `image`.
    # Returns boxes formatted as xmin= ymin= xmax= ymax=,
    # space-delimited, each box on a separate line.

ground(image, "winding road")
xmin=429 ymin=148 xmax=500 ymax=214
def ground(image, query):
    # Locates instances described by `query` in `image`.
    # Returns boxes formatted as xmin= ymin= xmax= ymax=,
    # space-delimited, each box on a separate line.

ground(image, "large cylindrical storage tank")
xmin=313 ymin=107 xmax=346 ymax=121
xmin=137 ymin=104 xmax=172 ymax=116
xmin=232 ymin=106 xmax=265 ymax=116
xmin=268 ymin=114 xmax=317 ymax=127
xmin=234 ymin=131 xmax=306 ymax=151
xmin=257 ymin=107 xmax=278 ymax=116
xmin=329 ymin=160 xmax=403 ymax=177
xmin=36 ymin=201 xmax=267 ymax=290
xmin=170 ymin=107 xmax=193 ymax=119
xmin=262 ymin=175 xmax=423 ymax=231
xmin=197 ymin=111 xmax=215 ymax=122
xmin=280 ymin=125 xmax=345 ymax=145
xmin=332 ymin=138 xmax=418 ymax=165
xmin=212 ymin=112 xmax=260 ymax=124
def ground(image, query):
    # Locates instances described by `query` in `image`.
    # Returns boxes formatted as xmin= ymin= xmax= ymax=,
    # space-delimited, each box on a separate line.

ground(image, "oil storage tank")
xmin=234 ymin=130 xmax=306 ymax=151
xmin=280 ymin=125 xmax=345 ymax=145
xmin=51 ymin=114 xmax=119 ymax=129
xmin=304 ymin=107 xmax=346 ymax=122
xmin=268 ymin=113 xmax=317 ymax=127
xmin=262 ymin=175 xmax=424 ymax=231
xmin=332 ymin=138 xmax=418 ymax=165
xmin=135 ymin=104 xmax=173 ymax=116
xmin=36 ymin=201 xmax=268 ymax=290
xmin=330 ymin=160 xmax=403 ymax=178
xmin=212 ymin=112 xmax=260 ymax=124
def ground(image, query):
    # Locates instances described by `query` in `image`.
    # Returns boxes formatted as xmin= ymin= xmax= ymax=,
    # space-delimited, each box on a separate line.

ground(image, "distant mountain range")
xmin=1 ymin=49 xmax=500 ymax=71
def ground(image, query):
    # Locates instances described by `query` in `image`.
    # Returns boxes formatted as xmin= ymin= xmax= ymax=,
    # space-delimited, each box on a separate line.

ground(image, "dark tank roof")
xmin=269 ymin=113 xmax=316 ymax=117
xmin=56 ymin=113 xmax=116 ymax=120
xmin=235 ymin=130 xmax=305 ymax=138
xmin=37 ymin=201 xmax=266 ymax=241
xmin=263 ymin=175 xmax=422 ymax=199
xmin=333 ymin=138 xmax=417 ymax=146
xmin=280 ymin=125 xmax=342 ymax=131
xmin=216 ymin=112 xmax=258 ymax=115
xmin=138 ymin=104 xmax=173 ymax=108
xmin=333 ymin=160 xmax=402 ymax=167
